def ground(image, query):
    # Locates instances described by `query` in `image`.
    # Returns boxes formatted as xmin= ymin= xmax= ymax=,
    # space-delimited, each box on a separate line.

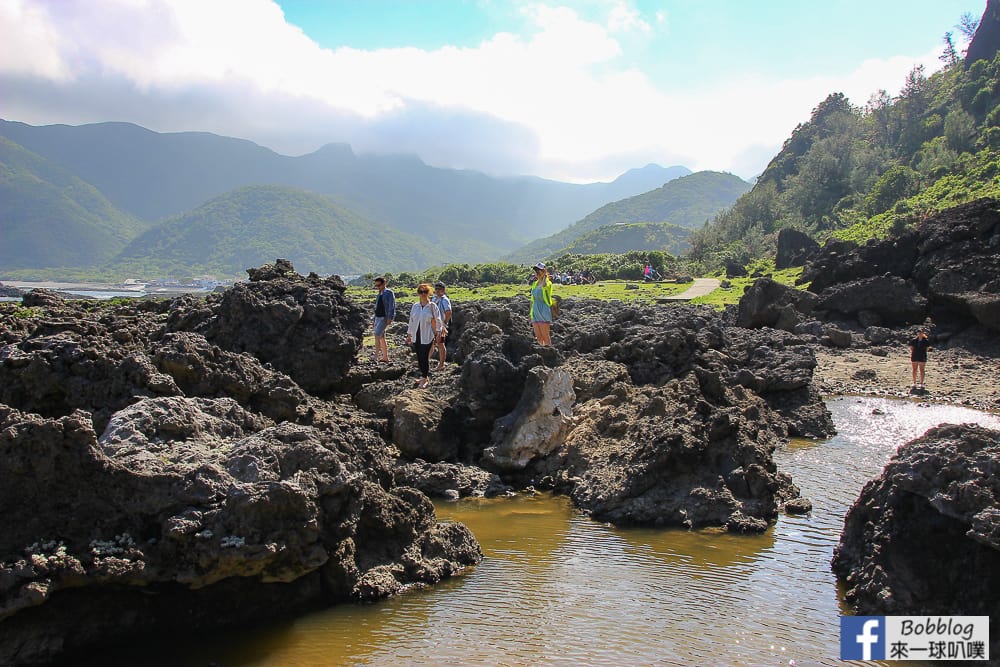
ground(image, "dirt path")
xmin=660 ymin=278 xmax=721 ymax=302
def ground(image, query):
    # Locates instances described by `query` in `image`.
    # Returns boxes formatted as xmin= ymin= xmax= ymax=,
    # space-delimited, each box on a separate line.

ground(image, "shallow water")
xmin=94 ymin=398 xmax=1000 ymax=666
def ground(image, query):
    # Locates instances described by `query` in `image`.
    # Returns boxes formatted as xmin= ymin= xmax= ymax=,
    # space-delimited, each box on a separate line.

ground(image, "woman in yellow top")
xmin=529 ymin=262 xmax=553 ymax=346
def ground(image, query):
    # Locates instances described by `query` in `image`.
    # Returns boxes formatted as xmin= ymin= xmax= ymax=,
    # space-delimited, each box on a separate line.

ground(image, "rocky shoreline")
xmin=748 ymin=197 xmax=1000 ymax=660
xmin=1 ymin=258 xmax=833 ymax=663
xmin=813 ymin=331 xmax=1000 ymax=413
xmin=1 ymin=197 xmax=998 ymax=664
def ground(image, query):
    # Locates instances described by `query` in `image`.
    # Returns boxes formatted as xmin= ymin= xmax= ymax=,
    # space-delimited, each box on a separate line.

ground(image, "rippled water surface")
xmin=111 ymin=398 xmax=1000 ymax=666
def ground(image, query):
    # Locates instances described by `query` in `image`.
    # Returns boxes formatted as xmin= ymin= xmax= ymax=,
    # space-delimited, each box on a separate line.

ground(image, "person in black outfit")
xmin=908 ymin=328 xmax=931 ymax=389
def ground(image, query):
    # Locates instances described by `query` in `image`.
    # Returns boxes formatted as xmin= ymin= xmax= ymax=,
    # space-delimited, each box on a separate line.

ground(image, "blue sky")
xmin=0 ymin=0 xmax=984 ymax=182
xmin=277 ymin=1 xmax=975 ymax=83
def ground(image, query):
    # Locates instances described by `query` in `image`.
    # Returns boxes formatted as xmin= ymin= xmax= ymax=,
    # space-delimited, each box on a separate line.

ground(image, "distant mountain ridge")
xmin=507 ymin=170 xmax=751 ymax=262
xmin=0 ymin=120 xmax=691 ymax=262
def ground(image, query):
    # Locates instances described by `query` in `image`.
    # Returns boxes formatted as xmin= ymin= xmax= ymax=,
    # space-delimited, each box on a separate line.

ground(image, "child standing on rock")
xmin=908 ymin=328 xmax=931 ymax=390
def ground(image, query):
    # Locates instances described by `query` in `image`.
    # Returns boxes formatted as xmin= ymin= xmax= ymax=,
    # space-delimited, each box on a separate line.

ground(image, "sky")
xmin=0 ymin=0 xmax=984 ymax=182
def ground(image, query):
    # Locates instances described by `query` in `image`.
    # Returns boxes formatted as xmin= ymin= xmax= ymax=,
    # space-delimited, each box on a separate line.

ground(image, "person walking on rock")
xmin=407 ymin=283 xmax=441 ymax=389
xmin=529 ymin=262 xmax=553 ymax=346
xmin=908 ymin=327 xmax=931 ymax=390
xmin=372 ymin=276 xmax=395 ymax=363
xmin=431 ymin=281 xmax=452 ymax=371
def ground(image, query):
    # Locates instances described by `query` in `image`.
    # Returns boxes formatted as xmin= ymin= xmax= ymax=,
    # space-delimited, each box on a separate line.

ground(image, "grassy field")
xmin=347 ymin=268 xmax=808 ymax=312
xmin=348 ymin=279 xmax=691 ymax=305
xmin=689 ymin=267 xmax=806 ymax=310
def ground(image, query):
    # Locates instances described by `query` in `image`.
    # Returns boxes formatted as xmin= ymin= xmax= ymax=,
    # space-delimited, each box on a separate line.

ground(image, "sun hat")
xmin=532 ymin=262 xmax=546 ymax=271
xmin=434 ymin=282 xmax=445 ymax=289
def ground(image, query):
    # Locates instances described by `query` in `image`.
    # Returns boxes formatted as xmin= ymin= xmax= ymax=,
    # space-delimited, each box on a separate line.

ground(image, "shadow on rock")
xmin=832 ymin=423 xmax=1000 ymax=659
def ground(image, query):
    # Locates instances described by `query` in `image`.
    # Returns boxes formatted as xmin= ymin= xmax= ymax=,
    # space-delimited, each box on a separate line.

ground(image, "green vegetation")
xmin=558 ymin=221 xmax=692 ymax=256
xmin=507 ymin=171 xmax=751 ymax=263
xmin=9 ymin=305 xmax=44 ymax=319
xmin=834 ymin=146 xmax=1000 ymax=242
xmin=109 ymin=185 xmax=441 ymax=278
xmin=690 ymin=50 xmax=1000 ymax=270
xmin=348 ymin=279 xmax=689 ymax=306
xmin=0 ymin=120 xmax=690 ymax=266
xmin=356 ymin=250 xmax=685 ymax=290
xmin=690 ymin=266 xmax=805 ymax=310
xmin=0 ymin=137 xmax=146 ymax=269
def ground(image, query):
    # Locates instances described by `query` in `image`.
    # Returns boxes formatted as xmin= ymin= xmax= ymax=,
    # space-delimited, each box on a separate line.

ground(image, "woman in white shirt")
xmin=406 ymin=283 xmax=441 ymax=388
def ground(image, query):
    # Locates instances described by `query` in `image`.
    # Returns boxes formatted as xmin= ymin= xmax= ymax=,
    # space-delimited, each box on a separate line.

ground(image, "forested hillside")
xmin=0 ymin=120 xmax=689 ymax=262
xmin=558 ymin=221 xmax=692 ymax=256
xmin=508 ymin=170 xmax=750 ymax=262
xmin=689 ymin=30 xmax=1000 ymax=271
xmin=0 ymin=137 xmax=145 ymax=269
xmin=109 ymin=185 xmax=441 ymax=277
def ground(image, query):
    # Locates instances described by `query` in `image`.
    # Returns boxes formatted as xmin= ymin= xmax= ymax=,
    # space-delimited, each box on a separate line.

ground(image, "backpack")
xmin=550 ymin=294 xmax=561 ymax=319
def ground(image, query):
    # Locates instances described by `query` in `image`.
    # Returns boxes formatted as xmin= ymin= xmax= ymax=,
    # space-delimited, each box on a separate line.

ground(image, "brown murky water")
xmin=98 ymin=398 xmax=1000 ymax=666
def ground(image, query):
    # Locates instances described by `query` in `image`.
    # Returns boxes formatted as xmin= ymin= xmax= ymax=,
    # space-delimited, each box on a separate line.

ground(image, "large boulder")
xmin=775 ymin=228 xmax=819 ymax=269
xmin=392 ymin=389 xmax=458 ymax=462
xmin=832 ymin=423 xmax=1000 ymax=658
xmin=721 ymin=326 xmax=834 ymax=438
xmin=483 ymin=365 xmax=575 ymax=471
xmin=555 ymin=374 xmax=798 ymax=532
xmin=816 ymin=275 xmax=927 ymax=325
xmin=0 ymin=400 xmax=481 ymax=664
xmin=800 ymin=198 xmax=1000 ymax=332
xmin=801 ymin=236 xmax=920 ymax=294
xmin=204 ymin=260 xmax=365 ymax=394
xmin=737 ymin=278 xmax=818 ymax=331
xmin=911 ymin=199 xmax=1000 ymax=331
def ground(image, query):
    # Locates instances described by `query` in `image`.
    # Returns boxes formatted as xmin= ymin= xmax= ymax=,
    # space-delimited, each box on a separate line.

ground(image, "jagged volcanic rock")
xmin=800 ymin=198 xmax=1000 ymax=331
xmin=411 ymin=298 xmax=834 ymax=530
xmin=832 ymin=423 xmax=1000 ymax=658
xmin=0 ymin=261 xmax=480 ymax=665
xmin=201 ymin=259 xmax=366 ymax=394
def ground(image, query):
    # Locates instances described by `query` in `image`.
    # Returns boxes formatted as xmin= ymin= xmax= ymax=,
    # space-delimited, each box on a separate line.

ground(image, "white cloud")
xmin=0 ymin=0 xmax=949 ymax=182
xmin=607 ymin=1 xmax=651 ymax=34
xmin=0 ymin=0 xmax=72 ymax=80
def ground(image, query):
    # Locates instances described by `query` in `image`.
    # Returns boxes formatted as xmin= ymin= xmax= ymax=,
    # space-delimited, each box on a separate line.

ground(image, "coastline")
xmin=2 ymin=281 xmax=218 ymax=297
xmin=3 ymin=281 xmax=122 ymax=291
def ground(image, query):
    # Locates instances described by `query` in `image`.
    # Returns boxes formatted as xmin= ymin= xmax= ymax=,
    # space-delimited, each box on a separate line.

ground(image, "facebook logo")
xmin=841 ymin=616 xmax=886 ymax=660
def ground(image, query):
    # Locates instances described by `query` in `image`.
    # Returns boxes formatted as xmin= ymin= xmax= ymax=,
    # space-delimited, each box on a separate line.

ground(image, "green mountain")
xmin=0 ymin=120 xmax=690 ymax=261
xmin=558 ymin=221 xmax=693 ymax=255
xmin=0 ymin=137 xmax=145 ymax=269
xmin=110 ymin=185 xmax=442 ymax=277
xmin=506 ymin=170 xmax=751 ymax=262
xmin=689 ymin=10 xmax=1000 ymax=270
